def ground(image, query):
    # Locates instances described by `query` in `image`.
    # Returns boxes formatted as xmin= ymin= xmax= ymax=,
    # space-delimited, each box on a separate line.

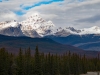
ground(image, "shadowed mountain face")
xmin=0 ymin=34 xmax=100 ymax=57
xmin=0 ymin=26 xmax=24 ymax=36
xmin=45 ymin=34 xmax=100 ymax=51
xmin=0 ymin=35 xmax=84 ymax=54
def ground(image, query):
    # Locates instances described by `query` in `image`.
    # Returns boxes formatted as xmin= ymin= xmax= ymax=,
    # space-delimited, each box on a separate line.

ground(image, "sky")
xmin=0 ymin=0 xmax=100 ymax=29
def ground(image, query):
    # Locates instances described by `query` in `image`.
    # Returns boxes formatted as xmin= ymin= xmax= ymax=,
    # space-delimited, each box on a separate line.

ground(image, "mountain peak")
xmin=20 ymin=13 xmax=55 ymax=37
xmin=91 ymin=26 xmax=100 ymax=30
xmin=33 ymin=13 xmax=40 ymax=17
xmin=0 ymin=13 xmax=100 ymax=37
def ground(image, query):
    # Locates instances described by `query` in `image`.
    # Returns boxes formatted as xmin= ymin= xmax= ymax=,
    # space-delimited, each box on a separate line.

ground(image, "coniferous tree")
xmin=16 ymin=48 xmax=24 ymax=75
xmin=24 ymin=47 xmax=32 ymax=75
xmin=40 ymin=53 xmax=45 ymax=75
xmin=47 ymin=52 xmax=51 ymax=75
xmin=81 ymin=54 xmax=87 ymax=74
xmin=34 ymin=46 xmax=41 ymax=75
xmin=54 ymin=54 xmax=59 ymax=75
xmin=0 ymin=48 xmax=12 ymax=75
xmin=2 ymin=47 xmax=100 ymax=75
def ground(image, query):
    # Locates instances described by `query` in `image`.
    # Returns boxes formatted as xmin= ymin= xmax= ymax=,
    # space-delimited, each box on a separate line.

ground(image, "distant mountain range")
xmin=0 ymin=34 xmax=99 ymax=57
xmin=1 ymin=13 xmax=100 ymax=37
xmin=45 ymin=34 xmax=100 ymax=51
xmin=0 ymin=13 xmax=100 ymax=51
xmin=0 ymin=35 xmax=83 ymax=53
xmin=0 ymin=13 xmax=55 ymax=37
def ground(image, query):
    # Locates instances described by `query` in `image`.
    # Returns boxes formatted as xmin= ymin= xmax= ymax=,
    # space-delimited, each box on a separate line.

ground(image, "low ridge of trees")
xmin=0 ymin=47 xmax=100 ymax=75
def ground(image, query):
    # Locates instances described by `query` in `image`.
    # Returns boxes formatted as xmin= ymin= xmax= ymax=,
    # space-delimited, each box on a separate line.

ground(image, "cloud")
xmin=76 ymin=15 xmax=100 ymax=23
xmin=0 ymin=0 xmax=9 ymax=2
xmin=0 ymin=9 xmax=17 ymax=21
xmin=0 ymin=0 xmax=100 ymax=29
xmin=21 ymin=0 xmax=64 ymax=10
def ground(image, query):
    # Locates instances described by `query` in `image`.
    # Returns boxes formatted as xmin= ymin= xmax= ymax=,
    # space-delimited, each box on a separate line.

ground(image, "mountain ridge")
xmin=46 ymin=34 xmax=100 ymax=51
xmin=0 ymin=34 xmax=99 ymax=57
xmin=0 ymin=34 xmax=85 ymax=54
xmin=0 ymin=13 xmax=100 ymax=37
xmin=1 ymin=13 xmax=100 ymax=51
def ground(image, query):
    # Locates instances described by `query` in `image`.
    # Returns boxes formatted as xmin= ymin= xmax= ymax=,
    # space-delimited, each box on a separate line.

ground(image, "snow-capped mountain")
xmin=54 ymin=26 xmax=100 ymax=37
xmin=1 ymin=13 xmax=100 ymax=51
xmin=0 ymin=20 xmax=23 ymax=36
xmin=80 ymin=26 xmax=100 ymax=35
xmin=0 ymin=13 xmax=55 ymax=37
xmin=0 ymin=13 xmax=100 ymax=37
xmin=20 ymin=13 xmax=55 ymax=37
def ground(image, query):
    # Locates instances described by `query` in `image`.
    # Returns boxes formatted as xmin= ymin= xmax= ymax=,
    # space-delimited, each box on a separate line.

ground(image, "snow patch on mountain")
xmin=80 ymin=26 xmax=100 ymax=35
xmin=0 ymin=20 xmax=20 ymax=30
xmin=0 ymin=13 xmax=100 ymax=37
xmin=20 ymin=13 xmax=55 ymax=37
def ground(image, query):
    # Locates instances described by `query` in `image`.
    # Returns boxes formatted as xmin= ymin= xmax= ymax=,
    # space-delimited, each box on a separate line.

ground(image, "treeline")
xmin=0 ymin=46 xmax=100 ymax=75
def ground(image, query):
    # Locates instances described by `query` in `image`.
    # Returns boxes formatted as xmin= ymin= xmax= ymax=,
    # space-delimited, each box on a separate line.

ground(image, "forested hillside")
xmin=0 ymin=47 xmax=100 ymax=75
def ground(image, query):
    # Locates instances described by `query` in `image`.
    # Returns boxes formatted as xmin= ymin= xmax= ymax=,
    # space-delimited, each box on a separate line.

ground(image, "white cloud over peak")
xmin=0 ymin=0 xmax=100 ymax=29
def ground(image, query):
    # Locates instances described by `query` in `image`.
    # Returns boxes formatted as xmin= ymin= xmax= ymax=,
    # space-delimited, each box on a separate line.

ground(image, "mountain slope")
xmin=0 ymin=20 xmax=24 ymax=36
xmin=0 ymin=35 xmax=99 ymax=57
xmin=1 ymin=13 xmax=100 ymax=37
xmin=1 ymin=13 xmax=100 ymax=51
xmin=0 ymin=35 xmax=84 ymax=54
xmin=0 ymin=13 xmax=55 ymax=37
xmin=46 ymin=34 xmax=100 ymax=51
xmin=20 ymin=13 xmax=55 ymax=37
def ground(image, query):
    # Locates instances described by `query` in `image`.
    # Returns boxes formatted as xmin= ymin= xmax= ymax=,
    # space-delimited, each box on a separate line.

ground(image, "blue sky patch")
xmin=78 ymin=0 xmax=85 ymax=2
xmin=21 ymin=0 xmax=64 ymax=10
xmin=0 ymin=0 xmax=2 ymax=2
xmin=0 ymin=0 xmax=9 ymax=2
xmin=14 ymin=11 xmax=25 ymax=16
xmin=4 ymin=0 xmax=9 ymax=1
xmin=68 ymin=0 xmax=85 ymax=4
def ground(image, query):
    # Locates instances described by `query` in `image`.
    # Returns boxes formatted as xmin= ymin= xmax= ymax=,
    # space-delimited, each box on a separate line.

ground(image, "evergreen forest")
xmin=0 ymin=46 xmax=100 ymax=75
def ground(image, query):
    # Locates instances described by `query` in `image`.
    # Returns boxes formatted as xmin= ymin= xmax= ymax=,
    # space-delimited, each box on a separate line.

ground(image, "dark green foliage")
xmin=24 ymin=47 xmax=32 ymax=75
xmin=34 ymin=46 xmax=41 ymax=75
xmin=0 ymin=48 xmax=13 ymax=75
xmin=16 ymin=48 xmax=24 ymax=75
xmin=0 ymin=47 xmax=100 ymax=75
